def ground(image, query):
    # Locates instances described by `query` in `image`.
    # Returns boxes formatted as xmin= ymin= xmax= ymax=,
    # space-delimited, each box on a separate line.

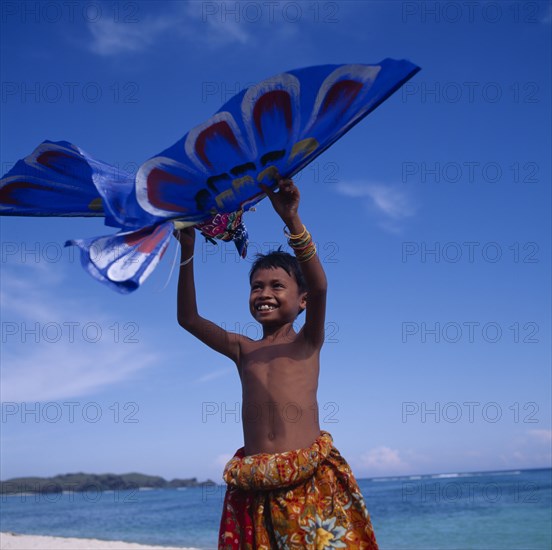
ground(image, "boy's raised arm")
xmin=175 ymin=227 xmax=242 ymax=364
xmin=260 ymin=179 xmax=328 ymax=349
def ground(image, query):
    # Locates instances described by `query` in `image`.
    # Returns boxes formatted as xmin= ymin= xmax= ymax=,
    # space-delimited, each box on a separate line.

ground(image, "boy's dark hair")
xmin=249 ymin=248 xmax=307 ymax=315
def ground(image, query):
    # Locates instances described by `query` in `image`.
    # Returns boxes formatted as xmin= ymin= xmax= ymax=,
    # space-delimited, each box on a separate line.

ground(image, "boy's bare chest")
xmin=239 ymin=337 xmax=314 ymax=372
xmin=238 ymin=338 xmax=319 ymax=390
xmin=237 ymin=338 xmax=321 ymax=454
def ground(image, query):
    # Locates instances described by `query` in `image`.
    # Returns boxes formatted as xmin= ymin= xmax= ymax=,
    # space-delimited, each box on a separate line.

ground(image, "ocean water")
xmin=1 ymin=469 xmax=550 ymax=549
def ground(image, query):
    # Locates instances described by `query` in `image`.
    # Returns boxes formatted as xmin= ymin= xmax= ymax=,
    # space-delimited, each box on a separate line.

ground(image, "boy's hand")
xmin=260 ymin=178 xmax=299 ymax=223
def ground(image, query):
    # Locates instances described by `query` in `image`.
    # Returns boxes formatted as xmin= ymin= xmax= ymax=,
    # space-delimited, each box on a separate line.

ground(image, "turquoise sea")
xmin=1 ymin=468 xmax=550 ymax=549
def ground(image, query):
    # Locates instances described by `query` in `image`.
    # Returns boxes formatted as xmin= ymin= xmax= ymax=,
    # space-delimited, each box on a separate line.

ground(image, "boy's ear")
xmin=299 ymin=291 xmax=308 ymax=311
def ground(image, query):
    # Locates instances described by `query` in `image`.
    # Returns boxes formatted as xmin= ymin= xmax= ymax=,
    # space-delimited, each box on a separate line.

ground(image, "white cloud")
xmin=1 ymin=264 xmax=70 ymax=323
xmin=84 ymin=1 xmax=310 ymax=56
xmin=509 ymin=448 xmax=551 ymax=466
xmin=358 ymin=445 xmax=411 ymax=474
xmin=86 ymin=2 xmax=252 ymax=56
xmin=498 ymin=429 xmax=552 ymax=468
xmin=214 ymin=453 xmax=233 ymax=468
xmin=0 ymin=264 xmax=160 ymax=402
xmin=528 ymin=429 xmax=552 ymax=444
xmin=193 ymin=367 xmax=233 ymax=384
xmin=187 ymin=0 xmax=250 ymax=46
xmin=334 ymin=181 xmax=417 ymax=233
xmin=1 ymin=345 xmax=156 ymax=402
xmin=88 ymin=16 xmax=174 ymax=56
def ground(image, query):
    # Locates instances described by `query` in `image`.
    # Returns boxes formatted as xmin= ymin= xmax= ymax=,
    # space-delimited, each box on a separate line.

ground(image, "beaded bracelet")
xmin=284 ymin=224 xmax=317 ymax=263
xmin=289 ymin=232 xmax=312 ymax=248
xmin=297 ymin=245 xmax=317 ymax=263
xmin=293 ymin=241 xmax=317 ymax=263
xmin=283 ymin=224 xmax=308 ymax=240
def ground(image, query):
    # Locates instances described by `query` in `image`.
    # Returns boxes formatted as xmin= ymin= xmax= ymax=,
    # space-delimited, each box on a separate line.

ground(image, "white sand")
xmin=0 ymin=532 xmax=201 ymax=550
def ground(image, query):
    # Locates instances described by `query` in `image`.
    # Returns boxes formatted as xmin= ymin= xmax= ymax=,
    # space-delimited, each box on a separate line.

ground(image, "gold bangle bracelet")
xmin=297 ymin=245 xmax=317 ymax=263
xmin=283 ymin=224 xmax=307 ymax=240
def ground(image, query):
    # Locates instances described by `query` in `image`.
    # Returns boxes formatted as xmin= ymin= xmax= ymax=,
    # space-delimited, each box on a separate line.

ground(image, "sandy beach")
xmin=0 ymin=532 xmax=201 ymax=550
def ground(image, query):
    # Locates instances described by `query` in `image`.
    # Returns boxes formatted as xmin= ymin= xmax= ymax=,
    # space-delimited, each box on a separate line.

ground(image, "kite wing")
xmin=0 ymin=140 xmax=154 ymax=229
xmin=66 ymin=222 xmax=174 ymax=294
xmin=136 ymin=59 xmax=420 ymax=220
xmin=0 ymin=60 xmax=420 ymax=292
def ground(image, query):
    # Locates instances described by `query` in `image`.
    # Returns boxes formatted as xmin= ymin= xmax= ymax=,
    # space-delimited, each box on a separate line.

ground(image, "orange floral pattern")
xmin=218 ymin=431 xmax=378 ymax=549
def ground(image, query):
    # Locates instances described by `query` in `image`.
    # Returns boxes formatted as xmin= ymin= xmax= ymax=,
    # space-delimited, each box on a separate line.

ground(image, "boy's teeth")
xmin=258 ymin=304 xmax=275 ymax=310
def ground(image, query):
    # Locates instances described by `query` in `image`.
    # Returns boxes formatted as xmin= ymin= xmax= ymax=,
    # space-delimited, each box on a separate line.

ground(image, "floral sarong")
xmin=218 ymin=431 xmax=378 ymax=549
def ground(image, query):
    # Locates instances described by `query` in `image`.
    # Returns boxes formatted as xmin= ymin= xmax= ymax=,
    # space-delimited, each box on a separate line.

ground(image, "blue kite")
xmin=0 ymin=60 xmax=420 ymax=292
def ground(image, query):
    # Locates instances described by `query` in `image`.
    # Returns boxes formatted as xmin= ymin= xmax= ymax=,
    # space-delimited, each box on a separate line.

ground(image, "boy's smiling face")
xmin=249 ymin=267 xmax=306 ymax=324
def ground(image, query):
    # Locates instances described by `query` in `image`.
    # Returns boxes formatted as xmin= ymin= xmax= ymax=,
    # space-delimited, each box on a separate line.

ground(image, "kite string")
xmin=154 ymin=231 xmax=181 ymax=293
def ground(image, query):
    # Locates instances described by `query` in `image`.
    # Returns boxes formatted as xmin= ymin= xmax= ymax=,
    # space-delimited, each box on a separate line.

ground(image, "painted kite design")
xmin=0 ymin=60 xmax=420 ymax=292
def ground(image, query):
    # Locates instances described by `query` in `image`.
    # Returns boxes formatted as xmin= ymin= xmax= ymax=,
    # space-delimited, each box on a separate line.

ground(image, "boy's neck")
xmin=261 ymin=321 xmax=296 ymax=342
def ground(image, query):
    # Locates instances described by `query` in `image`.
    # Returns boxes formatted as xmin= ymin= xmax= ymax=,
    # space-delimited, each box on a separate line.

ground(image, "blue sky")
xmin=1 ymin=0 xmax=550 ymax=483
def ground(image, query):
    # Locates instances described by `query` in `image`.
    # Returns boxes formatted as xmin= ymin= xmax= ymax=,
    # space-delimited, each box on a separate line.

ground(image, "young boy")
xmin=175 ymin=178 xmax=378 ymax=549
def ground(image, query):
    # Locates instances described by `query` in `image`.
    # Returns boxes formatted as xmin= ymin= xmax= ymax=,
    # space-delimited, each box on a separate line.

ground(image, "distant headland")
xmin=0 ymin=472 xmax=217 ymax=495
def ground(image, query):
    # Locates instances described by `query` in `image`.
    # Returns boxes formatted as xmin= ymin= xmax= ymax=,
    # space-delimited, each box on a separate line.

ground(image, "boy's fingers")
xmin=261 ymin=183 xmax=279 ymax=197
xmin=260 ymin=185 xmax=272 ymax=199
xmin=261 ymin=179 xmax=295 ymax=196
xmin=280 ymin=179 xmax=294 ymax=192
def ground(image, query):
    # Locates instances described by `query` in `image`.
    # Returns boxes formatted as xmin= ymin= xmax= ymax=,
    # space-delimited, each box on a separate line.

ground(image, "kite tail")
xmin=66 ymin=221 xmax=174 ymax=293
xmin=0 ymin=140 xmax=140 ymax=228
